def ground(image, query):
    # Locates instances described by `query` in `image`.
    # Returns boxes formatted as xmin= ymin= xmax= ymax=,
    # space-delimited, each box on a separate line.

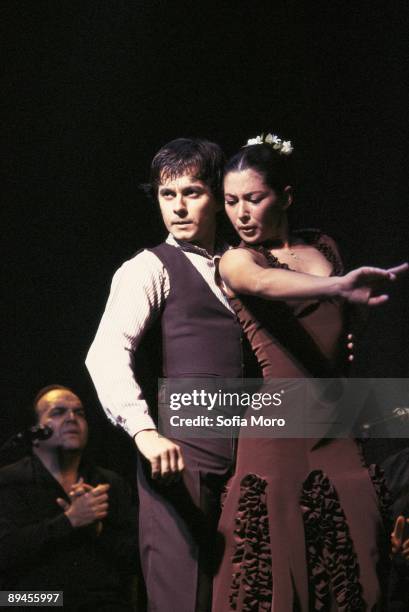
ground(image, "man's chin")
xmin=171 ymin=228 xmax=196 ymax=241
xmin=61 ymin=442 xmax=85 ymax=452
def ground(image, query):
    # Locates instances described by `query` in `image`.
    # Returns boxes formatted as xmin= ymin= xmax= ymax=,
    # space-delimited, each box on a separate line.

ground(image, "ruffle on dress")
xmin=300 ymin=470 xmax=365 ymax=611
xmin=230 ymin=474 xmax=273 ymax=611
xmin=367 ymin=463 xmax=392 ymax=532
xmin=366 ymin=462 xmax=393 ymax=593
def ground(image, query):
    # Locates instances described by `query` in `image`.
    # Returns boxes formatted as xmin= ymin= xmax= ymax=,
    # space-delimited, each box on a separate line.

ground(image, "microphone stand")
xmin=0 ymin=425 xmax=53 ymax=454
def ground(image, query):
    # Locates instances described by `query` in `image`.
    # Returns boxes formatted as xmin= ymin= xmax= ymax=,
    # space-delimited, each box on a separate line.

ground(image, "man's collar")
xmin=165 ymin=233 xmax=228 ymax=260
xmin=31 ymin=450 xmax=88 ymax=480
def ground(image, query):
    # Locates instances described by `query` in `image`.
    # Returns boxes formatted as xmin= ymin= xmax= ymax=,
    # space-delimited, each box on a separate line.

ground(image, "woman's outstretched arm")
xmin=219 ymin=248 xmax=408 ymax=306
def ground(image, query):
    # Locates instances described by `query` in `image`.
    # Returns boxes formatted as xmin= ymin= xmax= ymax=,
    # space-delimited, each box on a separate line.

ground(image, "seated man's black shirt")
xmin=0 ymin=454 xmax=138 ymax=609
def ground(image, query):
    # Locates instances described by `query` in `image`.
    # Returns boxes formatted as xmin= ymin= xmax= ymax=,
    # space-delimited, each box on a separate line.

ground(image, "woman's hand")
xmin=339 ymin=263 xmax=408 ymax=306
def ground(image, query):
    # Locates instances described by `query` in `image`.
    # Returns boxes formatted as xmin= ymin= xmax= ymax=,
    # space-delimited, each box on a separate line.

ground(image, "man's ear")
xmin=282 ymin=185 xmax=293 ymax=210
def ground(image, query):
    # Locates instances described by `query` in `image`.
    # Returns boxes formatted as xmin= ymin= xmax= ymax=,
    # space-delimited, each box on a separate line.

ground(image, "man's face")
xmin=157 ymin=172 xmax=221 ymax=252
xmin=35 ymin=389 xmax=88 ymax=452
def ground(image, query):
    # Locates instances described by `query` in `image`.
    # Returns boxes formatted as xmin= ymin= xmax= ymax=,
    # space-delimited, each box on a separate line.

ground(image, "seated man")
xmin=0 ymin=384 xmax=138 ymax=612
xmin=383 ymin=446 xmax=409 ymax=611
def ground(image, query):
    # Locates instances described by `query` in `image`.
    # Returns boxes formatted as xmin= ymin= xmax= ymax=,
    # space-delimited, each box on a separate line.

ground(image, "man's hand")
xmin=391 ymin=515 xmax=409 ymax=559
xmin=134 ymin=429 xmax=184 ymax=482
xmin=56 ymin=483 xmax=110 ymax=528
xmin=68 ymin=477 xmax=93 ymax=499
xmin=340 ymin=263 xmax=408 ymax=306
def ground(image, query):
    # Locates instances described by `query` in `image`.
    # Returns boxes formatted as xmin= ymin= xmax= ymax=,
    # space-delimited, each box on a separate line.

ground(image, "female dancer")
xmin=212 ymin=135 xmax=407 ymax=611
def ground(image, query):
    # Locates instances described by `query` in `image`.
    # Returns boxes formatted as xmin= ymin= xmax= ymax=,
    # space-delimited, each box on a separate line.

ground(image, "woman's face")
xmin=224 ymin=168 xmax=290 ymax=244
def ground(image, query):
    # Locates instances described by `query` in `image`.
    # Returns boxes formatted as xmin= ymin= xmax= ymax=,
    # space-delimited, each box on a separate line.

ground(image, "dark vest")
xmin=150 ymin=243 xmax=243 ymax=378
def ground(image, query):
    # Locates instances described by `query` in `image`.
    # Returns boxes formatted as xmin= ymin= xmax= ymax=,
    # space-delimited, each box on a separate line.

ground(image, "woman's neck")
xmin=260 ymin=217 xmax=290 ymax=249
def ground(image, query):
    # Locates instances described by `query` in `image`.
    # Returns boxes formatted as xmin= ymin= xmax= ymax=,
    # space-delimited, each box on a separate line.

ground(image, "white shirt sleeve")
xmin=85 ymin=249 xmax=169 ymax=438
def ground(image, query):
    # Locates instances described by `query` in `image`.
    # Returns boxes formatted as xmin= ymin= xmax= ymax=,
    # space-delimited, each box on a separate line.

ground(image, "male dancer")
xmin=86 ymin=139 xmax=243 ymax=612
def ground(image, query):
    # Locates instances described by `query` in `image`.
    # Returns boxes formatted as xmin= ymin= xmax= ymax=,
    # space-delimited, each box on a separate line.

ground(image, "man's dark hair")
xmin=29 ymin=384 xmax=79 ymax=425
xmin=146 ymin=138 xmax=225 ymax=203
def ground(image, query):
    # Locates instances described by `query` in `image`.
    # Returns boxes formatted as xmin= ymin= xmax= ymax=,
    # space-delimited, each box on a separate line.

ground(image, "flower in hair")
xmin=246 ymin=132 xmax=293 ymax=155
xmin=246 ymin=135 xmax=263 ymax=145
xmin=281 ymin=140 xmax=293 ymax=154
xmin=265 ymin=133 xmax=280 ymax=147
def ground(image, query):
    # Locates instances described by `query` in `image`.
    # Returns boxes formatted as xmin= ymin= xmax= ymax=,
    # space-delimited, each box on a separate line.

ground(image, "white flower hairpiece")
xmin=246 ymin=135 xmax=263 ymax=146
xmin=245 ymin=133 xmax=293 ymax=155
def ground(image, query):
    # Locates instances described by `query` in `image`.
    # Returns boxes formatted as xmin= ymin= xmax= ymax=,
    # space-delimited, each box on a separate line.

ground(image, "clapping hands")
xmin=56 ymin=478 xmax=110 ymax=529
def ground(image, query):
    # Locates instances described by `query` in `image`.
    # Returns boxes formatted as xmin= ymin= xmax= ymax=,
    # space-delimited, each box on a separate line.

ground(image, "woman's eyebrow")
xmin=245 ymin=190 xmax=267 ymax=196
xmin=224 ymin=190 xmax=266 ymax=198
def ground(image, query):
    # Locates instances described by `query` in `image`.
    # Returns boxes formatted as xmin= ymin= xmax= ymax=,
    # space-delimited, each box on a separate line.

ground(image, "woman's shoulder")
xmin=224 ymin=244 xmax=274 ymax=268
xmin=294 ymin=228 xmax=344 ymax=275
xmin=221 ymin=245 xmax=260 ymax=264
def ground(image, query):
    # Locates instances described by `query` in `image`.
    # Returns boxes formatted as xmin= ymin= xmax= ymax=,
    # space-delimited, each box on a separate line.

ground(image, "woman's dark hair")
xmin=145 ymin=138 xmax=225 ymax=203
xmin=224 ymin=143 xmax=295 ymax=193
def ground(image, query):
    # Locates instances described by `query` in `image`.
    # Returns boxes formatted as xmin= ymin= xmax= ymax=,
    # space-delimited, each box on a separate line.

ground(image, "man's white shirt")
xmin=85 ymin=234 xmax=231 ymax=437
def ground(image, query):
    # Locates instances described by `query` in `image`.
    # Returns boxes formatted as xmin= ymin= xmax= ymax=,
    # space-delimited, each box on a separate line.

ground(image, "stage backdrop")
xmin=3 ymin=2 xmax=408 ymax=474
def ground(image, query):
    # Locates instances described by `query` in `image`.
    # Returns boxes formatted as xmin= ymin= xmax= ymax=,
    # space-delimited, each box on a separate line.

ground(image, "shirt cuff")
xmin=104 ymin=409 xmax=157 ymax=439
xmin=129 ymin=414 xmax=157 ymax=438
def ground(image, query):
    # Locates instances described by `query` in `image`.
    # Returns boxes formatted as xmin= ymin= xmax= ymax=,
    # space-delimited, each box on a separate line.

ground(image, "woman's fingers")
xmin=367 ymin=294 xmax=389 ymax=307
xmin=386 ymin=262 xmax=408 ymax=277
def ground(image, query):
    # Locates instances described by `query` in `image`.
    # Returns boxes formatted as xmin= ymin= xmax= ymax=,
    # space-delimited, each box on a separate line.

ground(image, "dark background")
xmin=2 ymin=2 xmax=408 ymax=474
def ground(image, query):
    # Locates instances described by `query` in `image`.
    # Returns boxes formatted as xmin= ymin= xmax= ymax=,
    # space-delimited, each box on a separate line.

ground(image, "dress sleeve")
xmin=315 ymin=233 xmax=344 ymax=276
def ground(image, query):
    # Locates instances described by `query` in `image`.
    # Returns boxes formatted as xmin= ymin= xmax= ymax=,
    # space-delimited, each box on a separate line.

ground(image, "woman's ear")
xmin=282 ymin=185 xmax=293 ymax=210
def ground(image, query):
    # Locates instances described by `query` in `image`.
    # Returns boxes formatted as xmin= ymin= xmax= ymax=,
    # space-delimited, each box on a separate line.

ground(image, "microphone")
xmin=0 ymin=425 xmax=53 ymax=452
xmin=22 ymin=424 xmax=53 ymax=442
xmin=361 ymin=407 xmax=409 ymax=433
